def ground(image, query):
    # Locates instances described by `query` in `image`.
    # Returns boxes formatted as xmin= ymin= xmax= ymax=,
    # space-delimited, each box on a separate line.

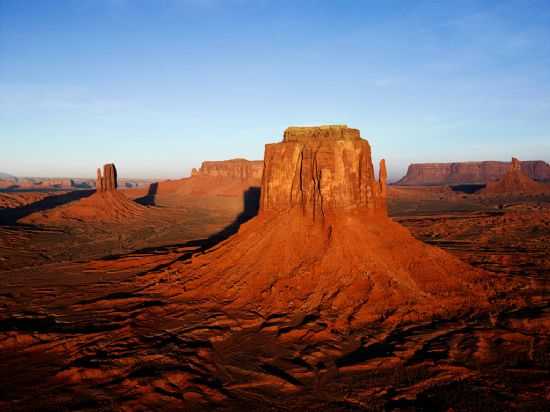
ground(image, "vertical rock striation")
xmin=260 ymin=125 xmax=386 ymax=218
xmin=379 ymin=159 xmax=388 ymax=199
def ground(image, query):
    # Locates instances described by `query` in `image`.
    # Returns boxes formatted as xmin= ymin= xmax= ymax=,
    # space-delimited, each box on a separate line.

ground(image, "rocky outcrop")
xmin=482 ymin=157 xmax=548 ymax=195
xmin=398 ymin=160 xmax=550 ymax=186
xmin=193 ymin=159 xmax=263 ymax=180
xmin=22 ymin=164 xmax=146 ymax=225
xmin=96 ymin=164 xmax=118 ymax=192
xmin=379 ymin=159 xmax=388 ymax=198
xmin=174 ymin=125 xmax=492 ymax=328
xmin=260 ymin=125 xmax=386 ymax=217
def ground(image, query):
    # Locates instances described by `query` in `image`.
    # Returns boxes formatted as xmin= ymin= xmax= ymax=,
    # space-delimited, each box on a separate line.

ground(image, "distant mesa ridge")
xmin=191 ymin=158 xmax=263 ymax=180
xmin=0 ymin=172 xmax=16 ymax=181
xmin=398 ymin=160 xmax=550 ymax=185
xmin=0 ymin=169 xmax=145 ymax=191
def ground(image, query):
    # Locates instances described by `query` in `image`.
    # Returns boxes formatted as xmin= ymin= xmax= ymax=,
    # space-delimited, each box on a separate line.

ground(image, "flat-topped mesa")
xmin=261 ymin=125 xmax=386 ymax=217
xmin=398 ymin=160 xmax=550 ymax=185
xmin=96 ymin=163 xmax=118 ymax=192
xmin=284 ymin=124 xmax=360 ymax=142
xmin=194 ymin=159 xmax=263 ymax=180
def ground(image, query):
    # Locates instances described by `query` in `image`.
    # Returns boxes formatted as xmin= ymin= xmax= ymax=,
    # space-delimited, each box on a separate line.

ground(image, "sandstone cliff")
xmin=193 ymin=159 xmax=263 ymax=180
xmin=96 ymin=164 xmax=118 ymax=192
xmin=123 ymin=158 xmax=264 ymax=206
xmin=398 ymin=160 xmax=550 ymax=186
xmin=260 ymin=125 xmax=386 ymax=217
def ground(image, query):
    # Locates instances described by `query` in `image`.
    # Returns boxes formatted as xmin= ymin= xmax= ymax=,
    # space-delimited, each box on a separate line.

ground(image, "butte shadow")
xmin=168 ymin=125 xmax=498 ymax=330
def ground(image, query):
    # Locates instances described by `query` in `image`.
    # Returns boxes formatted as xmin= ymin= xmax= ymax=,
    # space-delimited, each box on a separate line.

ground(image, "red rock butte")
xmin=173 ymin=125 xmax=493 ymax=328
xmin=96 ymin=163 xmax=118 ymax=192
xmin=22 ymin=163 xmax=146 ymax=225
xmin=261 ymin=125 xmax=387 ymax=216
xmin=483 ymin=157 xmax=549 ymax=195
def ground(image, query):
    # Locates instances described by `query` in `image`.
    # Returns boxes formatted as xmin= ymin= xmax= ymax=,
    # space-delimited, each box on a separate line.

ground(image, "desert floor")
xmin=0 ymin=187 xmax=548 ymax=411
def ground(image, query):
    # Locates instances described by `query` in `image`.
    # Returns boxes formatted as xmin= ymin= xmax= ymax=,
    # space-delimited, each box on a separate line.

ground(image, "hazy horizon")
xmin=1 ymin=154 xmax=550 ymax=183
xmin=2 ymin=0 xmax=550 ymax=180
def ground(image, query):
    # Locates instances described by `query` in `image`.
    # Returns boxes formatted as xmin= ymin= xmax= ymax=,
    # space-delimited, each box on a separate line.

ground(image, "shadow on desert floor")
xmin=101 ymin=186 xmax=261 ymax=262
xmin=0 ymin=190 xmax=95 ymax=225
xmin=135 ymin=182 xmax=159 ymax=206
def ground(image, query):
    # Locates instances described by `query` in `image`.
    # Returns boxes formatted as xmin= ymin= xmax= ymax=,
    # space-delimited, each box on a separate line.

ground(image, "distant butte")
xmin=482 ymin=157 xmax=549 ymax=195
xmin=21 ymin=163 xmax=146 ymax=225
xmin=96 ymin=163 xmax=118 ymax=192
xmin=170 ymin=125 xmax=494 ymax=328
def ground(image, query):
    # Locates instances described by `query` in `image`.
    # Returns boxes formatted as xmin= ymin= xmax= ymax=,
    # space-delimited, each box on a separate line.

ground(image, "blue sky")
xmin=1 ymin=0 xmax=550 ymax=180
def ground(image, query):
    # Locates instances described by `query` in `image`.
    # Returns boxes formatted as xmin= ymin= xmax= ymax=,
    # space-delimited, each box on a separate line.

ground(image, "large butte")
xmin=167 ymin=125 xmax=495 ymax=329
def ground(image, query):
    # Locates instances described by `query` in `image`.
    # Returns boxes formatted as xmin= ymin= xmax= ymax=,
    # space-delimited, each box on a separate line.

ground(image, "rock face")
xmin=261 ymin=125 xmax=386 ymax=217
xmin=175 ymin=125 xmax=491 ymax=328
xmin=96 ymin=164 xmax=118 ymax=192
xmin=194 ymin=159 xmax=263 ymax=180
xmin=379 ymin=159 xmax=388 ymax=198
xmin=398 ymin=160 xmax=550 ymax=185
xmin=483 ymin=157 xmax=548 ymax=195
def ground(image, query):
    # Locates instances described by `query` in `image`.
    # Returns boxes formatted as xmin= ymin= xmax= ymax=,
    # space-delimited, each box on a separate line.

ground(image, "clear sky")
xmin=1 ymin=0 xmax=550 ymax=181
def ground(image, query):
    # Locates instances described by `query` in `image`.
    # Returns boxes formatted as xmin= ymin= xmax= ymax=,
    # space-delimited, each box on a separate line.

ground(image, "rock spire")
xmin=379 ymin=159 xmax=388 ymax=199
xmin=96 ymin=164 xmax=118 ymax=192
